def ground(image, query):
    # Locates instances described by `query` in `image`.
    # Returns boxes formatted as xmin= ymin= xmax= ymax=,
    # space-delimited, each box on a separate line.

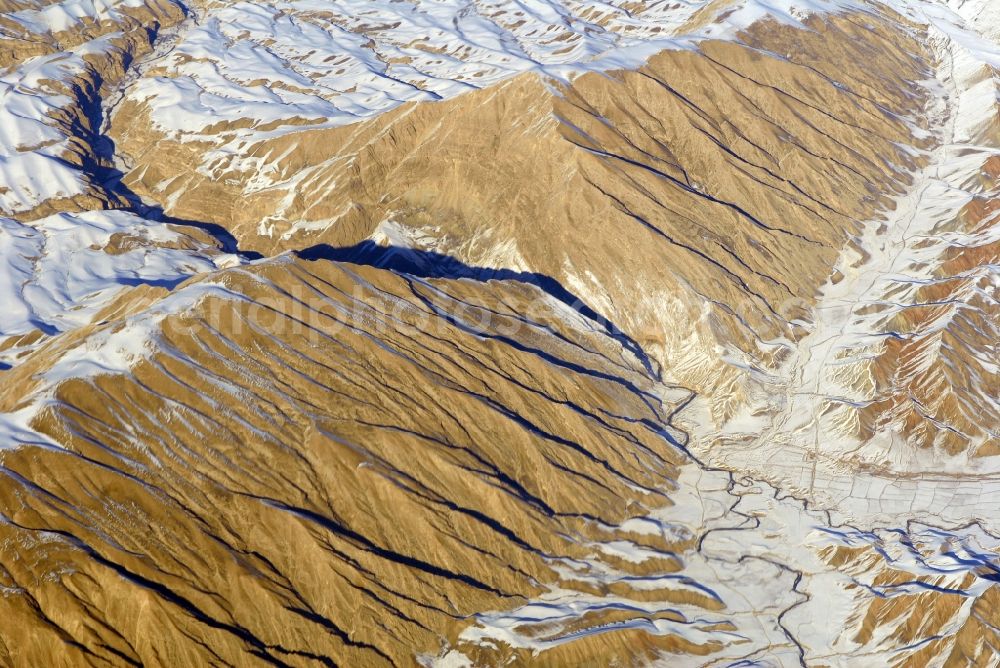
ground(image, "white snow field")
xmin=0 ymin=210 xmax=241 ymax=367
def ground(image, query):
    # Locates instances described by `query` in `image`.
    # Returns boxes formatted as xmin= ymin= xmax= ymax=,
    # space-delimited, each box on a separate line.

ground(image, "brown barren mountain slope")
xmin=1 ymin=251 xmax=995 ymax=667
xmin=112 ymin=11 xmax=934 ymax=421
xmin=0 ymin=255 xmax=705 ymax=666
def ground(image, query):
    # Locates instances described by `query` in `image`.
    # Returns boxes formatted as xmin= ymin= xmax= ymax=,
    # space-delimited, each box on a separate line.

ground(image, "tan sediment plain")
xmin=112 ymin=10 xmax=934 ymax=422
xmin=0 ymin=256 xmax=718 ymax=666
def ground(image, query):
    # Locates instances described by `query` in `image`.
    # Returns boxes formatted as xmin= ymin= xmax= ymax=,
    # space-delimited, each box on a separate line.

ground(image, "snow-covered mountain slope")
xmin=0 ymin=0 xmax=187 ymax=217
xmin=106 ymin=0 xmax=949 ymax=229
xmin=0 ymin=0 xmax=998 ymax=665
xmin=0 ymin=0 xmax=250 ymax=362
xmin=0 ymin=210 xmax=240 ymax=364
xmin=114 ymin=0 xmax=727 ymax=137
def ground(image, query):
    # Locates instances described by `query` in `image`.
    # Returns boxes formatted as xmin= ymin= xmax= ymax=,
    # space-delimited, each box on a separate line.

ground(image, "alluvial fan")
xmin=0 ymin=0 xmax=997 ymax=665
